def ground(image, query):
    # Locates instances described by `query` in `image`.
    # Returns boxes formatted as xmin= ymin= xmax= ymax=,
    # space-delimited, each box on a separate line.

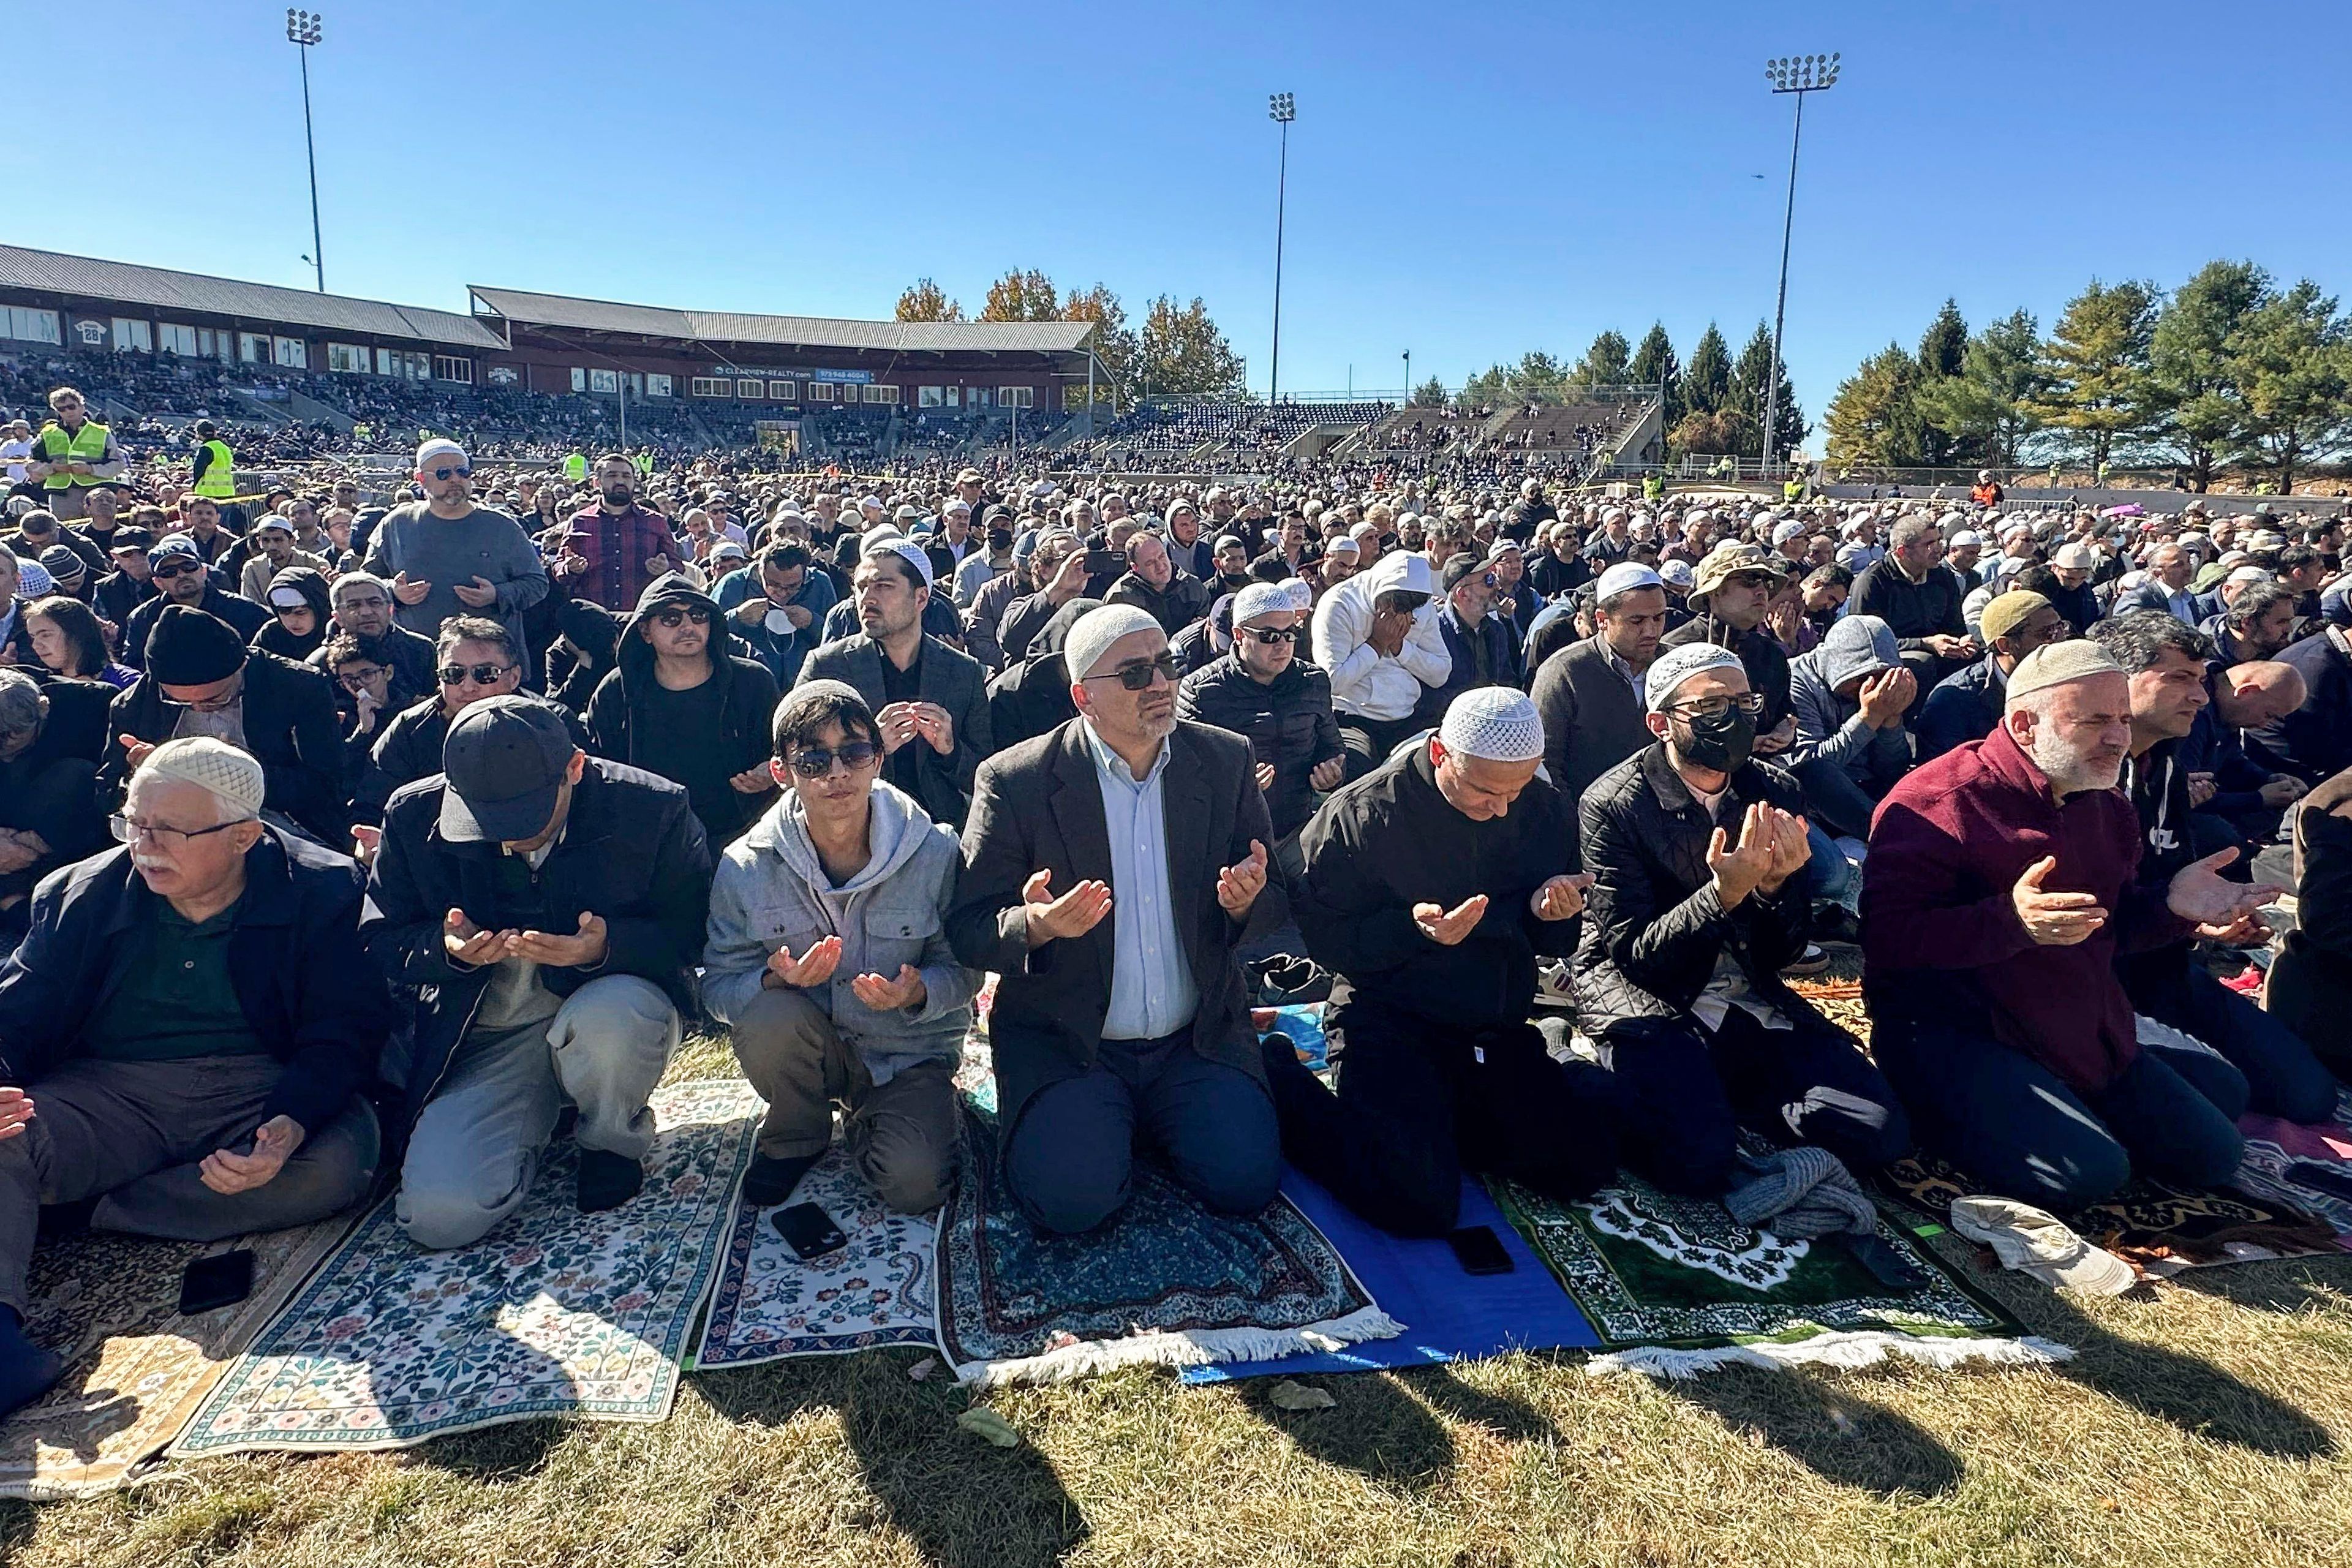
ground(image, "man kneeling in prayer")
xmin=1268 ymin=687 xmax=1619 ymax=1236
xmin=0 ymin=738 xmax=386 ymax=1415
xmin=1577 ymin=643 xmax=1912 ymax=1194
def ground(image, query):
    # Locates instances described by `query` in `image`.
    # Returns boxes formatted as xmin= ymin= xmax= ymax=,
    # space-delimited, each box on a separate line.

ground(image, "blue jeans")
xmin=1803 ymin=821 xmax=1860 ymax=912
xmin=1006 ymin=1032 xmax=1280 ymax=1235
xmin=2122 ymin=954 xmax=2342 ymax=1125
xmin=1872 ymin=1018 xmax=2247 ymax=1210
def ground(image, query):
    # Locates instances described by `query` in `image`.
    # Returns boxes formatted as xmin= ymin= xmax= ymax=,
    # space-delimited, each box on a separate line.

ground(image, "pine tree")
xmin=1628 ymin=322 xmax=1683 ymax=426
xmin=1684 ymin=325 xmax=1732 ymax=416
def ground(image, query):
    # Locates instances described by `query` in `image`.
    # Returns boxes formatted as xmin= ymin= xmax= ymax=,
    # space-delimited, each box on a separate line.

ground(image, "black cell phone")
xmin=1446 ymin=1224 xmax=1514 ymax=1276
xmin=772 ymin=1202 xmax=848 ymax=1261
xmin=1083 ymin=549 xmax=1121 ymax=576
xmin=179 ymin=1249 xmax=255 ymax=1316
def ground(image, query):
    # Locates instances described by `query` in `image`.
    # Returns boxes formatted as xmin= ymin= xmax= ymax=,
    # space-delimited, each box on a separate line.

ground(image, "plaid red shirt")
xmin=562 ymin=503 xmax=679 ymax=610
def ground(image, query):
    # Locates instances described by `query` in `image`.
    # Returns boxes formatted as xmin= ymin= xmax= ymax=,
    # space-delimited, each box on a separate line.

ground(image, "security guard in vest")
xmin=1782 ymin=473 xmax=1806 ymax=505
xmin=191 ymin=420 xmax=239 ymax=500
xmin=562 ymin=450 xmax=588 ymax=483
xmin=27 ymin=386 xmax=119 ymax=521
xmin=1640 ymin=470 xmax=1666 ymax=502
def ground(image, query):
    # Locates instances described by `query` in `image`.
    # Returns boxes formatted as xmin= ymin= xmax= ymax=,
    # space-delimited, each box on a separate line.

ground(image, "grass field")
xmin=8 ymin=1033 xmax=2352 ymax=1567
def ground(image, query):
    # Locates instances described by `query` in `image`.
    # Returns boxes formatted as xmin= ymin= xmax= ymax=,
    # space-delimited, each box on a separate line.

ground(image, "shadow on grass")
xmin=416 ymin=1417 xmax=573 ymax=1483
xmin=2163 ymin=1252 xmax=2352 ymax=1316
xmin=701 ymin=1350 xmax=1090 ymax=1567
xmin=1228 ymin=1362 xmax=1560 ymax=1491
xmin=1668 ymin=1369 xmax=1965 ymax=1498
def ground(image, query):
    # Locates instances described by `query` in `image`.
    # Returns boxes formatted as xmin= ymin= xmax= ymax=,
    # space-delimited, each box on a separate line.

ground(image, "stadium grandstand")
xmin=0 ymin=244 xmax=1103 ymax=466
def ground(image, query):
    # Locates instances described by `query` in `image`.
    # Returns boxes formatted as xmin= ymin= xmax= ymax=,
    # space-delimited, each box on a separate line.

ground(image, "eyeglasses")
xmin=337 ymin=668 xmax=386 ymax=691
xmin=786 ymin=741 xmax=880 ymax=777
xmin=653 ymin=606 xmax=712 ymax=628
xmin=151 ymin=558 xmax=202 ymax=579
xmin=439 ymin=662 xmax=513 ymax=687
xmin=108 ymin=813 xmax=244 ymax=849
xmin=1243 ymin=627 xmax=1298 ymax=645
xmin=1083 ymin=652 xmax=1182 ymax=691
xmin=1667 ymin=692 xmax=1767 ymax=721
xmin=429 ymin=465 xmax=472 ymax=481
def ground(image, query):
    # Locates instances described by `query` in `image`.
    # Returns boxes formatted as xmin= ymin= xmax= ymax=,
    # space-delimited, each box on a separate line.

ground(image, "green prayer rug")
xmin=1487 ymin=1171 xmax=2072 ymax=1378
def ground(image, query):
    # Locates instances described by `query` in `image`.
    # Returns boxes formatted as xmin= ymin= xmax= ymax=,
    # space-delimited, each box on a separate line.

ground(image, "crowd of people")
xmin=2 ymin=374 xmax=2351 ymax=1420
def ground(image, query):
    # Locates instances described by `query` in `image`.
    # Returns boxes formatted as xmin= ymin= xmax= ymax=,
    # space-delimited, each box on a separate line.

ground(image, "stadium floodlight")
xmin=1760 ymin=50 xmax=1841 ymax=476
xmin=287 ymin=10 xmax=326 ymax=293
xmin=1267 ymin=94 xmax=1296 ymax=403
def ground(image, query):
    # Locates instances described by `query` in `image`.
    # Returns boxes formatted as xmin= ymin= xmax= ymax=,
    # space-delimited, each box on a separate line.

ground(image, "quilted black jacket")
xmin=1571 ymin=742 xmax=1812 ymax=1035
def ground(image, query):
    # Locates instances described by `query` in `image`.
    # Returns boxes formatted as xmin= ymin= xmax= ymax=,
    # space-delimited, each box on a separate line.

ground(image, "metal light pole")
xmin=287 ymin=10 xmax=326 ymax=293
xmin=1762 ymin=51 xmax=1839 ymax=475
xmin=1267 ymin=92 xmax=1295 ymax=404
xmin=1402 ymin=350 xmax=1411 ymax=403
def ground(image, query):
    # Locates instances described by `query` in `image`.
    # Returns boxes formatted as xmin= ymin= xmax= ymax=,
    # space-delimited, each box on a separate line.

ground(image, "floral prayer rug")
xmin=935 ymin=1109 xmax=1401 ymax=1385
xmin=0 ymin=1215 xmax=350 ymax=1498
xmin=1487 ymin=1170 xmax=2068 ymax=1376
xmin=167 ymin=1080 xmax=754 ymax=1457
xmin=694 ymin=1146 xmax=937 ymax=1368
xmin=2232 ymin=1089 xmax=2352 ymax=1250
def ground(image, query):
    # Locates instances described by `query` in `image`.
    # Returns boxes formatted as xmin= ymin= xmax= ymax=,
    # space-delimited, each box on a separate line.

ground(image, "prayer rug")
xmin=1180 ymin=1172 xmax=1599 ymax=1382
xmin=936 ymin=1110 xmax=1401 ymax=1385
xmin=1488 ymin=1170 xmax=2069 ymax=1377
xmin=2234 ymin=1088 xmax=2352 ymax=1248
xmin=694 ymin=1146 xmax=937 ymax=1368
xmin=1877 ymin=1153 xmax=2342 ymax=1272
xmin=0 ymin=1216 xmax=350 ymax=1499
xmin=168 ymin=1080 xmax=754 ymax=1457
xmin=1255 ymin=1005 xmax=1329 ymax=1072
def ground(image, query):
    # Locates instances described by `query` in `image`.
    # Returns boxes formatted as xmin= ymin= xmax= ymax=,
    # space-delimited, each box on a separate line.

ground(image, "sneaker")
xmin=1781 ymin=943 xmax=1833 ymax=978
xmin=576 ymin=1149 xmax=645 ymax=1214
xmin=1533 ymin=959 xmax=1577 ymax=1011
xmin=1812 ymin=905 xmax=1864 ymax=947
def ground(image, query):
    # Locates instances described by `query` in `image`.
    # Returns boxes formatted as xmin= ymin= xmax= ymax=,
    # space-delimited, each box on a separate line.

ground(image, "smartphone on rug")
xmin=772 ymin=1202 xmax=849 ymax=1261
xmin=1446 ymin=1225 xmax=1515 ymax=1276
xmin=179 ymin=1249 xmax=256 ymax=1316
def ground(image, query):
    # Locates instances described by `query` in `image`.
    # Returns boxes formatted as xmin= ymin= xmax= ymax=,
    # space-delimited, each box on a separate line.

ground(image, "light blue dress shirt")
xmin=1081 ymin=720 xmax=1199 ymax=1041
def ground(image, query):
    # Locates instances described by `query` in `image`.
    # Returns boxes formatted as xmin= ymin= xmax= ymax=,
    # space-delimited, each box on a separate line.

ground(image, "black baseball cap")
xmin=440 ymin=696 xmax=576 ymax=843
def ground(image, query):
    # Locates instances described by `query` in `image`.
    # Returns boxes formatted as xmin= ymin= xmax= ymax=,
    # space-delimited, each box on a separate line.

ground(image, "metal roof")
xmin=0 ymin=245 xmax=507 ymax=349
xmin=469 ymin=285 xmax=1096 ymax=356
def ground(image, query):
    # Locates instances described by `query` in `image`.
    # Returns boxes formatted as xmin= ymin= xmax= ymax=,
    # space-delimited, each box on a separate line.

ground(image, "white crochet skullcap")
xmin=1644 ymin=643 xmax=1746 ymax=713
xmin=1283 ymin=576 xmax=1315 ymax=611
xmin=1232 ymin=581 xmax=1295 ymax=624
xmin=862 ymin=534 xmax=934 ymax=588
xmin=1439 ymin=686 xmax=1545 ymax=763
xmin=1594 ymin=562 xmax=1663 ymax=600
xmin=134 ymin=737 xmax=264 ymax=821
xmin=1062 ymin=603 xmax=1163 ymax=681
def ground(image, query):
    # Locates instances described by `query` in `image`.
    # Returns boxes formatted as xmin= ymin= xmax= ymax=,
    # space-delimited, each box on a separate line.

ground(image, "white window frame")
xmin=767 ymin=379 xmax=796 ymax=402
xmin=1001 ymin=385 xmax=1035 ymax=408
xmin=587 ymin=368 xmax=619 ymax=394
xmin=918 ymin=385 xmax=944 ymax=409
xmin=110 ymin=318 xmax=154 ymax=353
xmin=646 ymin=373 xmax=672 ymax=398
xmin=158 ymin=322 xmax=200 ymax=356
xmin=4 ymin=306 xmax=60 ymax=345
xmin=864 ymin=384 xmax=898 ymax=404
xmin=272 ymin=335 xmax=307 ymax=368
xmin=325 ymin=341 xmax=368 ymax=373
xmin=805 ymin=381 xmax=835 ymax=402
xmin=434 ymin=355 xmax=473 ymax=384
xmin=690 ymin=377 xmax=728 ymax=398
xmin=736 ymin=378 xmax=764 ymax=399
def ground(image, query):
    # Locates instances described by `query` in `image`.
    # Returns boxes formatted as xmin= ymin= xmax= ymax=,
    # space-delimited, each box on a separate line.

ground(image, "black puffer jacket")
xmin=1572 ymin=742 xmax=1810 ymax=1036
xmin=1177 ymin=652 xmax=1344 ymax=839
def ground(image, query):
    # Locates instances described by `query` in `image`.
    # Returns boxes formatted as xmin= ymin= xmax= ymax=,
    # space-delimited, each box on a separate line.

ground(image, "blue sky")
xmin=55 ymin=1 xmax=2352 ymax=444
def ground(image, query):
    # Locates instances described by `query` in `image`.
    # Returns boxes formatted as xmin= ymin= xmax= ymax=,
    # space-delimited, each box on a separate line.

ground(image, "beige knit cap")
xmin=2005 ymin=641 xmax=2125 ymax=707
xmin=135 ymin=737 xmax=265 ymax=821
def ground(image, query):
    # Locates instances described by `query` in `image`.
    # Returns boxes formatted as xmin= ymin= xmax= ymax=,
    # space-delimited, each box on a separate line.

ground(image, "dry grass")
xmin=8 ymin=1028 xmax=2352 ymax=1567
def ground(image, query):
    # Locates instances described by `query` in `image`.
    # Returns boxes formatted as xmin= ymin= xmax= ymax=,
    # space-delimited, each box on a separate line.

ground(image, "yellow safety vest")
xmin=194 ymin=437 xmax=238 ymax=497
xmin=1782 ymin=478 xmax=1804 ymax=503
xmin=563 ymin=453 xmax=587 ymax=481
xmin=39 ymin=419 xmax=108 ymax=489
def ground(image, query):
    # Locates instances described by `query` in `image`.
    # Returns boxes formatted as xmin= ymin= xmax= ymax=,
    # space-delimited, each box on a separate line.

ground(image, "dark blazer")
xmin=0 ymin=826 xmax=387 ymax=1135
xmin=100 ymin=649 xmax=348 ymax=843
xmin=360 ymin=760 xmax=712 ymax=1144
xmin=947 ymin=718 xmax=1286 ymax=1141
xmin=2266 ymin=763 xmax=2352 ymax=1066
xmin=798 ymin=633 xmax=992 ymax=829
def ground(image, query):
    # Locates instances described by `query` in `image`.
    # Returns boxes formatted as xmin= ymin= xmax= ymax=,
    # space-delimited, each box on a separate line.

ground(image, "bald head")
xmin=2214 ymin=660 xmax=2309 ymax=729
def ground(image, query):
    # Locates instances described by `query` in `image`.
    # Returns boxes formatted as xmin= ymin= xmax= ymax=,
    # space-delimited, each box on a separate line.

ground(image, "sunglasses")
xmin=439 ymin=662 xmax=513 ymax=687
xmin=654 ymin=606 xmax=712 ymax=628
xmin=1083 ymin=652 xmax=1182 ymax=691
xmin=429 ymin=465 xmax=473 ymax=481
xmin=1243 ymin=627 xmax=1298 ymax=645
xmin=786 ymin=741 xmax=880 ymax=777
xmin=151 ymin=558 xmax=202 ymax=578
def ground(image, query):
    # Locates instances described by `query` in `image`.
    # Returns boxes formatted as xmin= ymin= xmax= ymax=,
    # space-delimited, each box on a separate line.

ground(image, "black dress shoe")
xmin=576 ymin=1149 xmax=645 ymax=1213
xmin=742 ymin=1152 xmax=822 ymax=1208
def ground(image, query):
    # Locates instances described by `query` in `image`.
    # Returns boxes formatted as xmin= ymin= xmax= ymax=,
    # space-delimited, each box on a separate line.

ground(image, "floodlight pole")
xmin=1268 ymin=93 xmax=1295 ymax=405
xmin=1403 ymin=350 xmax=1411 ymax=402
xmin=288 ymin=12 xmax=326 ymax=293
xmin=1763 ymin=51 xmax=1840 ymax=477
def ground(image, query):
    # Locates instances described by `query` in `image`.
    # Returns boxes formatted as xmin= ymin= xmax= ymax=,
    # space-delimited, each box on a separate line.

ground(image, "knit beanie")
xmin=145 ymin=605 xmax=249 ymax=685
xmin=137 ymin=736 xmax=264 ymax=820
xmin=1979 ymin=590 xmax=2052 ymax=646
xmin=2005 ymin=641 xmax=2125 ymax=706
xmin=1440 ymin=687 xmax=1545 ymax=763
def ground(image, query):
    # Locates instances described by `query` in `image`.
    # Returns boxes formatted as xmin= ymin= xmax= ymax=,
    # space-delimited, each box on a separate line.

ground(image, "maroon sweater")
xmin=1861 ymin=723 xmax=2190 ymax=1093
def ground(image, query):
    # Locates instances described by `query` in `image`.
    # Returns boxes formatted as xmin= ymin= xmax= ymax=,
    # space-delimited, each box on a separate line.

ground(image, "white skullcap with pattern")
xmin=1231 ymin=582 xmax=1294 ymax=624
xmin=135 ymin=736 xmax=265 ymax=821
xmin=1439 ymin=686 xmax=1545 ymax=763
xmin=1643 ymin=643 xmax=1746 ymax=714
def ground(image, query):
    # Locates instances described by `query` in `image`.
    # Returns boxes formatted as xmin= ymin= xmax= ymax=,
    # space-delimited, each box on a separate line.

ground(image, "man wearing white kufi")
xmin=1268 ymin=687 xmax=1618 ymax=1237
xmin=1570 ymin=643 xmax=1911 ymax=1197
xmin=0 ymin=737 xmax=386 ymax=1417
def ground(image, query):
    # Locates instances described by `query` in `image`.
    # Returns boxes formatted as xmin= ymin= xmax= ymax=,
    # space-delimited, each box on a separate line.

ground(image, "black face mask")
xmin=603 ymin=485 xmax=633 ymax=507
xmin=1675 ymin=706 xmax=1755 ymax=774
xmin=986 ymin=528 xmax=1014 ymax=551
xmin=1219 ymin=570 xmax=1251 ymax=590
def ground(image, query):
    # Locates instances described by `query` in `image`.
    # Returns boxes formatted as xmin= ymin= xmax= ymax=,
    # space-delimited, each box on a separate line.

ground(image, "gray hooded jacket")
xmin=702 ymin=778 xmax=978 ymax=1082
xmin=1787 ymin=613 xmax=1910 ymax=785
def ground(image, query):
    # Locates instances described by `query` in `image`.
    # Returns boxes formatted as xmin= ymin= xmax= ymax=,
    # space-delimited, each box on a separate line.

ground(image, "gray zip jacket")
xmin=702 ymin=779 xmax=978 ymax=1083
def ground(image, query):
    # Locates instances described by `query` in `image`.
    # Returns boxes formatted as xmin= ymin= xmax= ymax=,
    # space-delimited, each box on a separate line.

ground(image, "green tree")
xmin=1409 ymin=376 xmax=1448 ymax=407
xmin=979 ymin=269 xmax=1060 ymax=322
xmin=2146 ymin=260 xmax=2266 ymax=490
xmin=2033 ymin=279 xmax=2159 ymax=473
xmin=1912 ymin=309 xmax=2047 ymax=467
xmin=1913 ymin=300 xmax=1970 ymax=464
xmin=1725 ymin=322 xmax=1801 ymax=459
xmin=1684 ymin=325 xmax=1732 ymax=415
xmin=1824 ymin=343 xmax=1930 ymax=469
xmin=1575 ymin=330 xmax=1631 ymax=389
xmin=1135 ymin=295 xmax=1245 ymax=397
xmin=1668 ymin=407 xmax=1756 ymax=461
xmin=1627 ymin=322 xmax=1683 ymax=426
xmin=893 ymin=278 xmax=964 ymax=323
xmin=2235 ymin=279 xmax=2352 ymax=492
